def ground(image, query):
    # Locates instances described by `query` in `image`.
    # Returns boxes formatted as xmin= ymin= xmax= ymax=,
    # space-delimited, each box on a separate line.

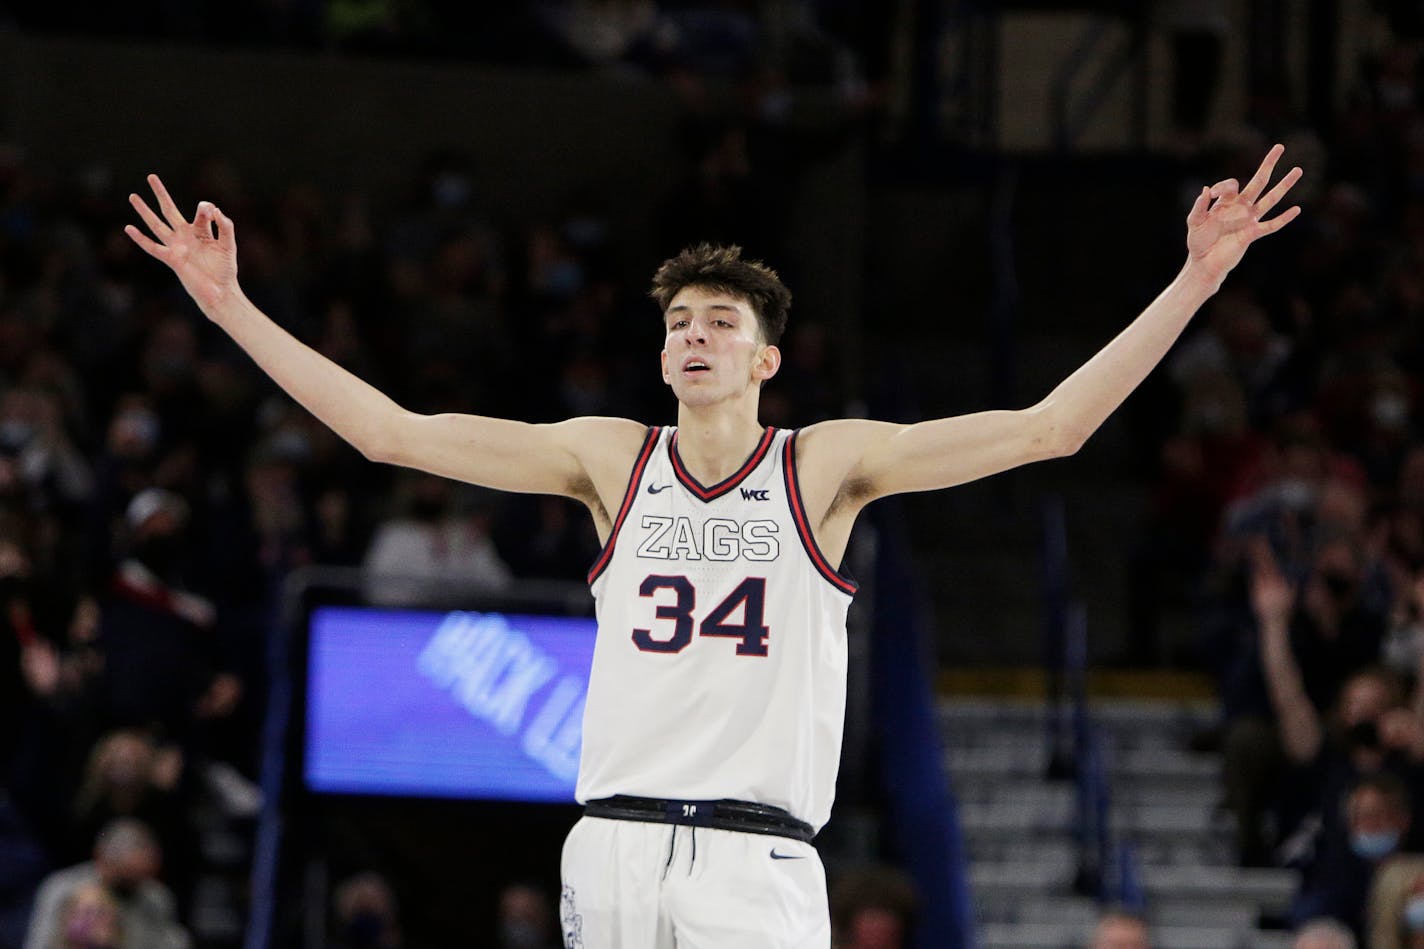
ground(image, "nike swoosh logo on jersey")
xmin=647 ymin=483 xmax=672 ymax=494
xmin=769 ymin=849 xmax=804 ymax=860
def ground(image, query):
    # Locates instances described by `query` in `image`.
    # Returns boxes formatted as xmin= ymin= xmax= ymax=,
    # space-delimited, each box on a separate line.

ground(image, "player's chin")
xmin=670 ymin=380 xmax=718 ymax=405
xmin=675 ymin=392 xmax=716 ymax=409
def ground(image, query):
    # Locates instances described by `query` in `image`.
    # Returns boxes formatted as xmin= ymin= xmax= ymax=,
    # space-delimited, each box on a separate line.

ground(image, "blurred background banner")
xmin=304 ymin=606 xmax=595 ymax=801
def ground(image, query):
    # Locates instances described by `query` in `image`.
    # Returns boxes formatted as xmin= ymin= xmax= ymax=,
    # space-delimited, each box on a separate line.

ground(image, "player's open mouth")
xmin=682 ymin=359 xmax=710 ymax=373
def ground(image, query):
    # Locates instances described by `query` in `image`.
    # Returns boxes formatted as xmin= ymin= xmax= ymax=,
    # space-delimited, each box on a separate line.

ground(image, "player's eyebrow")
xmin=666 ymin=303 xmax=742 ymax=318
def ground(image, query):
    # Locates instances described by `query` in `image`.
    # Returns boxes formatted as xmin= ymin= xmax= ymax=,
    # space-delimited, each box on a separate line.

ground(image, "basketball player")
xmin=125 ymin=145 xmax=1301 ymax=948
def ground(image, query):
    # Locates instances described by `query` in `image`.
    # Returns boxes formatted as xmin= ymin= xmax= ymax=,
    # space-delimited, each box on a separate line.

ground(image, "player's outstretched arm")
xmin=125 ymin=175 xmax=643 ymax=502
xmin=811 ymin=145 xmax=1303 ymax=507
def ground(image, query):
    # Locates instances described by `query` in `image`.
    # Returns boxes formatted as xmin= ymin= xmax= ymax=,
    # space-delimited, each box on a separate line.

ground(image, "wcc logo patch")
xmin=740 ymin=487 xmax=770 ymax=501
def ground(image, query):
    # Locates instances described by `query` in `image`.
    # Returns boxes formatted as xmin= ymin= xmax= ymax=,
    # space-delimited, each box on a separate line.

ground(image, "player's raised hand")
xmin=124 ymin=174 xmax=238 ymax=314
xmin=1185 ymin=144 xmax=1302 ymax=287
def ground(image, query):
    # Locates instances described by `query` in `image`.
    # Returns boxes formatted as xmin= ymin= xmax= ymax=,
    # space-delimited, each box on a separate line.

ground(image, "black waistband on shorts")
xmin=583 ymin=795 xmax=814 ymax=843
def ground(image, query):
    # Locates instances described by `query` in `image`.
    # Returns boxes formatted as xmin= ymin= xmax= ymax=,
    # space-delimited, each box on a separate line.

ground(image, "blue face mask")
xmin=1351 ymin=830 xmax=1400 ymax=861
xmin=1404 ymin=896 xmax=1424 ymax=931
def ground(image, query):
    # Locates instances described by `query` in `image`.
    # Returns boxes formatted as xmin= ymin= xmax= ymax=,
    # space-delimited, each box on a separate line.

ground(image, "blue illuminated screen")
xmin=304 ymin=606 xmax=597 ymax=802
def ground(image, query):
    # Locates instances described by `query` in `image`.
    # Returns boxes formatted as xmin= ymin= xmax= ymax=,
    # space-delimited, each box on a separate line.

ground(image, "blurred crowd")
xmin=0 ymin=0 xmax=894 ymax=104
xmin=1109 ymin=12 xmax=1424 ymax=948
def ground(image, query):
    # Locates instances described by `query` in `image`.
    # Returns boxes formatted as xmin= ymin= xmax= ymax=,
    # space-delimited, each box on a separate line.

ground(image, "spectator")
xmin=362 ymin=472 xmax=511 ymax=607
xmin=1292 ymin=773 xmax=1416 ymax=938
xmin=1366 ymin=857 xmax=1424 ymax=949
xmin=23 ymin=818 xmax=187 ymax=949
xmin=1089 ymin=910 xmax=1150 ymax=949
xmin=98 ymin=488 xmax=241 ymax=745
xmin=496 ymin=882 xmax=558 ymax=949
xmin=829 ymin=864 xmax=917 ymax=949
xmin=51 ymin=881 xmax=122 ymax=949
xmin=331 ymin=872 xmax=402 ymax=949
xmin=1222 ymin=535 xmax=1397 ymax=864
xmin=1292 ymin=918 xmax=1356 ymax=949
xmin=69 ymin=729 xmax=191 ymax=889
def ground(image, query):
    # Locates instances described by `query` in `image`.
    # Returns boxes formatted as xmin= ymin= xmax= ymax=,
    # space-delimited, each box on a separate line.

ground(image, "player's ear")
xmin=660 ymin=348 xmax=672 ymax=386
xmin=754 ymin=345 xmax=781 ymax=383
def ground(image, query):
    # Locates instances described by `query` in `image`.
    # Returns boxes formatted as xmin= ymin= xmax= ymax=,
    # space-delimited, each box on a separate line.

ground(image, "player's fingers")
xmin=1258 ymin=205 xmax=1302 ymax=235
xmin=1209 ymin=178 xmax=1239 ymax=200
xmin=128 ymin=193 xmax=171 ymax=238
xmin=1186 ymin=186 xmax=1211 ymax=227
xmin=124 ymin=224 xmax=173 ymax=261
xmin=194 ymin=202 xmax=214 ymax=238
xmin=215 ymin=207 xmax=237 ymax=249
xmin=1240 ymin=143 xmax=1285 ymax=202
xmin=148 ymin=174 xmax=187 ymax=229
xmin=1255 ymin=166 xmax=1303 ymax=217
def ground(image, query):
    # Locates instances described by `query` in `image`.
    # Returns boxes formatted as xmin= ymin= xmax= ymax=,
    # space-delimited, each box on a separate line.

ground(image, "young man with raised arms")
xmin=126 ymin=145 xmax=1300 ymax=948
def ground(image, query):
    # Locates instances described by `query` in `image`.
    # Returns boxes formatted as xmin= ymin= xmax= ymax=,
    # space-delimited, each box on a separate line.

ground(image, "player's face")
xmin=660 ymin=286 xmax=780 ymax=407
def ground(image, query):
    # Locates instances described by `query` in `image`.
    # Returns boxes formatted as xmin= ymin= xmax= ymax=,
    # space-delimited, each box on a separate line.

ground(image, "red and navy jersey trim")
xmin=782 ymin=431 xmax=858 ymax=596
xmin=587 ymin=426 xmax=662 ymax=585
xmin=669 ymin=426 xmax=777 ymax=502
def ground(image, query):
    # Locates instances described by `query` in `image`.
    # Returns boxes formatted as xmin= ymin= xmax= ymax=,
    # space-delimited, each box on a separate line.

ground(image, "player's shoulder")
xmin=791 ymin=418 xmax=908 ymax=510
xmin=546 ymin=416 xmax=657 ymax=464
xmin=793 ymin=417 xmax=903 ymax=465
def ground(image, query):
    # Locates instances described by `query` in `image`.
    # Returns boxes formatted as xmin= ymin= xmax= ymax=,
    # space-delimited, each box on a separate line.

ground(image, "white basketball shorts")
xmin=559 ymin=816 xmax=830 ymax=949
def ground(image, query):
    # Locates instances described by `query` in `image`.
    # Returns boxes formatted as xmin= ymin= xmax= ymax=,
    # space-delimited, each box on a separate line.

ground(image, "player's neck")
xmin=674 ymin=400 xmax=765 ymax=485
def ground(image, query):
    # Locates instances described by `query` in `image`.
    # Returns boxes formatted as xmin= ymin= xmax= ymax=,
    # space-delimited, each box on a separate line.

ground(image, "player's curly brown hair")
xmin=649 ymin=244 xmax=791 ymax=346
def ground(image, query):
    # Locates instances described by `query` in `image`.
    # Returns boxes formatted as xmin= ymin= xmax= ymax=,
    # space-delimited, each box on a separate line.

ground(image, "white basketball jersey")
xmin=577 ymin=426 xmax=855 ymax=831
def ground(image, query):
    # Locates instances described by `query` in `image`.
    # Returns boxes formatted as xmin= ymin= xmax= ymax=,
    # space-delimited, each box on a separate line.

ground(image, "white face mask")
xmin=1277 ymin=477 xmax=1317 ymax=510
xmin=1350 ymin=829 xmax=1400 ymax=860
xmin=1373 ymin=393 xmax=1411 ymax=430
xmin=1405 ymin=894 xmax=1424 ymax=931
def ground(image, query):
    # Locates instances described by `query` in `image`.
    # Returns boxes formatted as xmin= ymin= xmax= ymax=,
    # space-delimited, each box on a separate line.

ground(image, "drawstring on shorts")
xmin=659 ymin=826 xmax=701 ymax=879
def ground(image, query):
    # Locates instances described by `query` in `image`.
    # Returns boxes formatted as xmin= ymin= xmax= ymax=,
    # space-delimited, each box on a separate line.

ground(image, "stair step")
xmin=944 ymin=696 xmax=1298 ymax=949
xmin=1141 ymin=866 xmax=1297 ymax=906
xmin=961 ymin=803 xmax=1230 ymax=838
xmin=981 ymin=921 xmax=1291 ymax=949
xmin=967 ymin=836 xmax=1234 ymax=868
xmin=956 ymin=775 xmax=1213 ymax=803
xmin=947 ymin=746 xmax=1221 ymax=782
xmin=975 ymin=894 xmax=1261 ymax=930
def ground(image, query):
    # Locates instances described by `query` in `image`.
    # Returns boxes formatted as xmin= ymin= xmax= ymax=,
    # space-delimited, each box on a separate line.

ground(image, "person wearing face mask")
xmin=1225 ymin=538 xmax=1393 ymax=866
xmin=97 ymin=489 xmax=241 ymax=746
xmin=53 ymin=881 xmax=123 ymax=949
xmin=361 ymin=472 xmax=512 ymax=607
xmin=330 ymin=873 xmax=402 ymax=949
xmin=23 ymin=819 xmax=188 ymax=949
xmin=1291 ymin=774 xmax=1414 ymax=939
xmin=495 ymin=883 xmax=559 ymax=949
xmin=67 ymin=730 xmax=192 ymax=902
